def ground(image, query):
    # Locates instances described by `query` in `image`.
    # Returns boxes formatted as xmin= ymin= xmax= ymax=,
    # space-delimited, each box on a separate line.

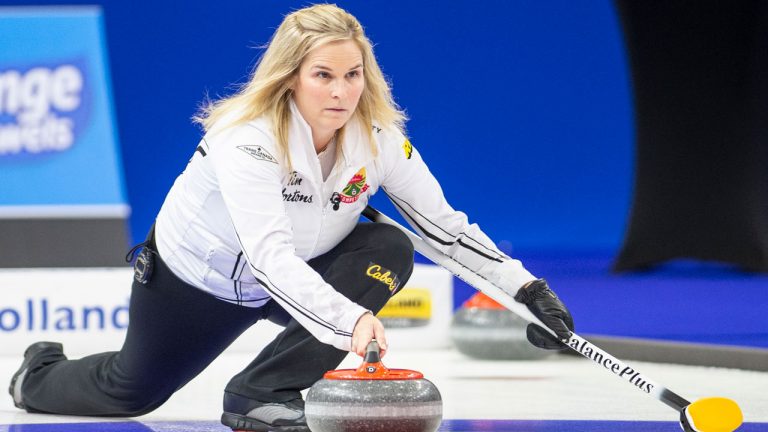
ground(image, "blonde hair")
xmin=194 ymin=4 xmax=406 ymax=166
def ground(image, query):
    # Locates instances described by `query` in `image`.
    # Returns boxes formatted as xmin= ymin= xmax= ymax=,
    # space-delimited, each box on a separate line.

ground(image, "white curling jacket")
xmin=155 ymin=100 xmax=536 ymax=351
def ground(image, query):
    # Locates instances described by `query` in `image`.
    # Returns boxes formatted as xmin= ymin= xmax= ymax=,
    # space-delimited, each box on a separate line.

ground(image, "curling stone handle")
xmin=364 ymin=340 xmax=381 ymax=363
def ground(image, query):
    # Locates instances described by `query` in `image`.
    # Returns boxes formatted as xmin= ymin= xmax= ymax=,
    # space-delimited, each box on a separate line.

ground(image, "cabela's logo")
xmin=366 ymin=263 xmax=401 ymax=293
xmin=340 ymin=167 xmax=369 ymax=203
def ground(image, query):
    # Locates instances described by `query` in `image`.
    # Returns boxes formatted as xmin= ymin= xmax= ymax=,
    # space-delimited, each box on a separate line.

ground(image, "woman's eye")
xmin=346 ymin=70 xmax=360 ymax=78
xmin=316 ymin=71 xmax=331 ymax=79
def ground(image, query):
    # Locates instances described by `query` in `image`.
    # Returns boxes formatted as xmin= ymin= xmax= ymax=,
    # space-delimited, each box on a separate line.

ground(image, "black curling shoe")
xmin=221 ymin=392 xmax=309 ymax=432
xmin=9 ymin=341 xmax=64 ymax=410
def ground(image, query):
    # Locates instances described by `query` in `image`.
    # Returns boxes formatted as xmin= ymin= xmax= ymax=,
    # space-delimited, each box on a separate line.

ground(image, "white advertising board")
xmin=0 ymin=264 xmax=453 ymax=356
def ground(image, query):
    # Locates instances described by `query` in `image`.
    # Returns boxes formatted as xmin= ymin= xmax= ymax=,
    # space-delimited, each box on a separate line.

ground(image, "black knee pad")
xmin=311 ymin=223 xmax=416 ymax=312
xmin=364 ymin=223 xmax=414 ymax=266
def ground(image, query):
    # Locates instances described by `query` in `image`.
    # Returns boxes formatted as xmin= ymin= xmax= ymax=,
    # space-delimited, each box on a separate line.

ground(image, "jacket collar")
xmin=288 ymin=99 xmax=375 ymax=180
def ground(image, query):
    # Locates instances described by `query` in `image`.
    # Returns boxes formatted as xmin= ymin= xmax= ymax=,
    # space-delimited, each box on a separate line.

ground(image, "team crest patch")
xmin=402 ymin=139 xmax=413 ymax=159
xmin=238 ymin=145 xmax=277 ymax=164
xmin=340 ymin=167 xmax=370 ymax=203
xmin=366 ymin=263 xmax=401 ymax=293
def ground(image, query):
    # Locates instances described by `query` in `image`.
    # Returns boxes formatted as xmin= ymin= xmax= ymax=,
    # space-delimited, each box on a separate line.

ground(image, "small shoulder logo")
xmin=340 ymin=167 xmax=370 ymax=203
xmin=238 ymin=145 xmax=277 ymax=164
xmin=402 ymin=139 xmax=413 ymax=159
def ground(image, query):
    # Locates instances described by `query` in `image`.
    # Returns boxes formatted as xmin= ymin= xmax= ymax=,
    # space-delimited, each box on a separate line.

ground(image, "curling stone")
xmin=450 ymin=292 xmax=554 ymax=360
xmin=305 ymin=341 xmax=442 ymax=432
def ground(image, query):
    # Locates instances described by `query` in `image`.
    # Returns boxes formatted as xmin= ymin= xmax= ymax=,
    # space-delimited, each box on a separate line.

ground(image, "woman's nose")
xmin=331 ymin=80 xmax=347 ymax=99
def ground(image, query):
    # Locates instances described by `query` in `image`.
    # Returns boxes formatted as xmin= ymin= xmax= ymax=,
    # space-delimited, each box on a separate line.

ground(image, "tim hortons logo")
xmin=282 ymin=171 xmax=313 ymax=203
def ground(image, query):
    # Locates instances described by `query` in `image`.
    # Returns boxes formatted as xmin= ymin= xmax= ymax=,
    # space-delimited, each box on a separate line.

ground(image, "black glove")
xmin=514 ymin=279 xmax=574 ymax=350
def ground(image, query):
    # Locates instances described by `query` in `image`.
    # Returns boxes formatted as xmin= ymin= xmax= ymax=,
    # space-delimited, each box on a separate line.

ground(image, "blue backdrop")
xmin=2 ymin=0 xmax=633 ymax=252
xmin=6 ymin=2 xmax=768 ymax=349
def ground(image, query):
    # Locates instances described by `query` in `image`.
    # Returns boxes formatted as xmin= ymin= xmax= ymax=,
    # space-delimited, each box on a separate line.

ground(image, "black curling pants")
xmin=19 ymin=222 xmax=414 ymax=417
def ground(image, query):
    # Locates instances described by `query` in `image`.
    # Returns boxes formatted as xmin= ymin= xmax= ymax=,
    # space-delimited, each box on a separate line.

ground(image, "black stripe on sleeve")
xmin=235 ymin=260 xmax=247 ymax=306
xmin=252 ymin=271 xmax=353 ymax=337
xmin=230 ymin=252 xmax=243 ymax=279
xmin=213 ymin=294 xmax=271 ymax=303
xmin=232 ymin=232 xmax=352 ymax=338
xmin=390 ymin=199 xmax=452 ymax=246
xmin=231 ymin=252 xmax=244 ymax=304
xmin=388 ymin=189 xmax=506 ymax=260
xmin=456 ymin=238 xmax=505 ymax=263
xmin=385 ymin=189 xmax=504 ymax=263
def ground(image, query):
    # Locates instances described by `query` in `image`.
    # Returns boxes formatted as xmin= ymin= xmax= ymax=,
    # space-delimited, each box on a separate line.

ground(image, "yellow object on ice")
xmin=685 ymin=397 xmax=743 ymax=432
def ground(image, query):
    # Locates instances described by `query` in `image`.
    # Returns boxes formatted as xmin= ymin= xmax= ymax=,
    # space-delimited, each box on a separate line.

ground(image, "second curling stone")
xmin=305 ymin=341 xmax=442 ymax=432
xmin=450 ymin=292 xmax=553 ymax=360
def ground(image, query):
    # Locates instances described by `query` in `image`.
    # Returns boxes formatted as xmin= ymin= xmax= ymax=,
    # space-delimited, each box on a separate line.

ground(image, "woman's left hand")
xmin=351 ymin=312 xmax=388 ymax=357
xmin=514 ymin=279 xmax=575 ymax=350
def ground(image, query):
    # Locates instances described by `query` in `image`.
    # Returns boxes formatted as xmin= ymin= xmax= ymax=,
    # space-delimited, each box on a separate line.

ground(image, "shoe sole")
xmin=221 ymin=412 xmax=309 ymax=432
xmin=8 ymin=368 xmax=29 ymax=409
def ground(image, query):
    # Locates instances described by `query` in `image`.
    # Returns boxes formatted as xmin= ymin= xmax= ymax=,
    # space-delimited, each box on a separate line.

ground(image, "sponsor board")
xmin=378 ymin=287 xmax=431 ymax=327
xmin=381 ymin=264 xmax=453 ymax=349
xmin=0 ymin=268 xmax=132 ymax=354
xmin=0 ymin=7 xmax=128 ymax=218
xmin=0 ymin=263 xmax=453 ymax=355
